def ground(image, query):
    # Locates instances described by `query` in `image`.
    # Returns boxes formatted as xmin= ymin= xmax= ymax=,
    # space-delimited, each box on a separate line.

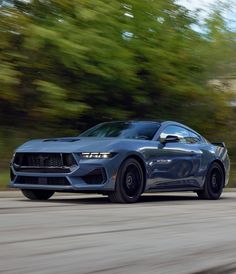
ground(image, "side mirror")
xmin=162 ymin=135 xmax=180 ymax=144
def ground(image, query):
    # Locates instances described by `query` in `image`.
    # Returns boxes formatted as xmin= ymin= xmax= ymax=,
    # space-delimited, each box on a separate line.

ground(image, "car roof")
xmin=101 ymin=120 xmax=161 ymax=125
xmin=104 ymin=120 xmax=188 ymax=127
xmin=102 ymin=120 xmax=190 ymax=127
xmin=100 ymin=120 xmax=199 ymax=134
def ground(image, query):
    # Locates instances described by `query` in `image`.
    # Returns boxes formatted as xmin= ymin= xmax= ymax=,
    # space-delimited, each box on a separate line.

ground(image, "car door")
xmin=148 ymin=125 xmax=202 ymax=190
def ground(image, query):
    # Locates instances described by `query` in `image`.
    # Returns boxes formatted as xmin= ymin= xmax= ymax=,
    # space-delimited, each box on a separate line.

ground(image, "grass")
xmin=228 ymin=165 xmax=236 ymax=188
xmin=0 ymin=170 xmax=9 ymax=189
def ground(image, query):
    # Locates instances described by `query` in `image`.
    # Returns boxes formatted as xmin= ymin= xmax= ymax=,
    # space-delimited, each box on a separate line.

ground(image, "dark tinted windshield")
xmin=79 ymin=122 xmax=160 ymax=140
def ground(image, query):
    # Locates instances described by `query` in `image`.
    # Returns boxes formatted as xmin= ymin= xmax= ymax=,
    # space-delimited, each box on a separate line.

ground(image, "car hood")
xmin=15 ymin=137 xmax=148 ymax=153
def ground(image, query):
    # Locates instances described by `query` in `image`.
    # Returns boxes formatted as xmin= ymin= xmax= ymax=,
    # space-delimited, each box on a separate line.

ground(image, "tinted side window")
xmin=187 ymin=130 xmax=201 ymax=144
xmin=160 ymin=126 xmax=189 ymax=143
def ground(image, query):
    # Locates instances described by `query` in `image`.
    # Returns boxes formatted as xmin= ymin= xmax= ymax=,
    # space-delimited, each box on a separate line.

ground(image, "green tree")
xmin=0 ymin=0 xmax=234 ymax=135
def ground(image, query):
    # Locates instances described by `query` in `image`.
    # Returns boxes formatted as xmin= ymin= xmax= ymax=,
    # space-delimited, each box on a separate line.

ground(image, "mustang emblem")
xmin=38 ymin=156 xmax=49 ymax=166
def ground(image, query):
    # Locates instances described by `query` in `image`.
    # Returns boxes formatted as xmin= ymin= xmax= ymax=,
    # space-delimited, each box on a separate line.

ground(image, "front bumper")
xmin=9 ymin=154 xmax=120 ymax=192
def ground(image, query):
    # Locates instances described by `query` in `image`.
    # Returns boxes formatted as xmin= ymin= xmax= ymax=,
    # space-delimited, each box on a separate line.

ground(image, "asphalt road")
xmin=1 ymin=191 xmax=236 ymax=274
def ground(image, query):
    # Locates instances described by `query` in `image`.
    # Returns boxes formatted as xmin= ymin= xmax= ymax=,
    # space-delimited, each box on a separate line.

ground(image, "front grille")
xmin=81 ymin=168 xmax=106 ymax=184
xmin=13 ymin=153 xmax=77 ymax=173
xmin=16 ymin=176 xmax=70 ymax=186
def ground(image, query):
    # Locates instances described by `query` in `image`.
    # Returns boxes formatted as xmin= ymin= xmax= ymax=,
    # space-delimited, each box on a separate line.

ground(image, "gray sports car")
xmin=10 ymin=121 xmax=230 ymax=203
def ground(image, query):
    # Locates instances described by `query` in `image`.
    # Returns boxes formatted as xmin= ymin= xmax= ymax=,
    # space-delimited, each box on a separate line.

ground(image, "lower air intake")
xmin=16 ymin=176 xmax=70 ymax=186
xmin=81 ymin=168 xmax=106 ymax=184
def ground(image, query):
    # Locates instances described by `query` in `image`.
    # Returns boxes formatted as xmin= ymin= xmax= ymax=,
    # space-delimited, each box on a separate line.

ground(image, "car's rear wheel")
xmin=108 ymin=158 xmax=144 ymax=203
xmin=197 ymin=162 xmax=224 ymax=200
xmin=21 ymin=189 xmax=55 ymax=200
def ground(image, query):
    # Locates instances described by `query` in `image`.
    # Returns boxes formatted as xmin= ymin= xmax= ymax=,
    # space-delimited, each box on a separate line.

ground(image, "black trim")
xmin=15 ymin=176 xmax=71 ymax=186
xmin=81 ymin=168 xmax=106 ymax=184
xmin=211 ymin=142 xmax=225 ymax=148
xmin=15 ymin=167 xmax=71 ymax=173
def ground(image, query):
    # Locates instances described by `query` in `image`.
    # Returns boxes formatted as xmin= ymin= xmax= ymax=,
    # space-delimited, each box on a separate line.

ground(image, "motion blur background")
xmin=0 ymin=0 xmax=236 ymax=188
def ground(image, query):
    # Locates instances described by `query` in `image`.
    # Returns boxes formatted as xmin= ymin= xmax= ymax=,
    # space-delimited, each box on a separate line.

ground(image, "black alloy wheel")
xmin=108 ymin=158 xmax=144 ymax=203
xmin=197 ymin=162 xmax=224 ymax=200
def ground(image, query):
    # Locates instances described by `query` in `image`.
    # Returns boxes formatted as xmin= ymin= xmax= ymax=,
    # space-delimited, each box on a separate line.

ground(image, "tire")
xmin=108 ymin=158 xmax=144 ymax=203
xmin=21 ymin=189 xmax=55 ymax=200
xmin=197 ymin=162 xmax=224 ymax=200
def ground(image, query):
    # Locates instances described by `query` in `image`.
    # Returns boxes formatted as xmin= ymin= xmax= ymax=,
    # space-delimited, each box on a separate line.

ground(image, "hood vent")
xmin=43 ymin=138 xmax=80 ymax=143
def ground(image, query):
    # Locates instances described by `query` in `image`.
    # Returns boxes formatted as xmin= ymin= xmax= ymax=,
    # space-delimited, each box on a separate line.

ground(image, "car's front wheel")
xmin=108 ymin=158 xmax=144 ymax=203
xmin=21 ymin=189 xmax=55 ymax=200
xmin=197 ymin=162 xmax=224 ymax=200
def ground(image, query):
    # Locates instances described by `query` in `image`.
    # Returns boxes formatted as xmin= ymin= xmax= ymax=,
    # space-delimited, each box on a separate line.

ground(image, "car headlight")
xmin=80 ymin=152 xmax=116 ymax=159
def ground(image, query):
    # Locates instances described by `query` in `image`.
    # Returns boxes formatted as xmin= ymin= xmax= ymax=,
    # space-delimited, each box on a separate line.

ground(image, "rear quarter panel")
xmin=213 ymin=144 xmax=230 ymax=186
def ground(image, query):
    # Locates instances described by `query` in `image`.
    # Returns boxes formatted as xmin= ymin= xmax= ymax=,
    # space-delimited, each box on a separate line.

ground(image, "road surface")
xmin=1 ymin=191 xmax=236 ymax=274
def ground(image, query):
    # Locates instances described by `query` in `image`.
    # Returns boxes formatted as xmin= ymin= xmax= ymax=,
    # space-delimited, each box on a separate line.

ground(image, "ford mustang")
xmin=10 ymin=121 xmax=230 ymax=203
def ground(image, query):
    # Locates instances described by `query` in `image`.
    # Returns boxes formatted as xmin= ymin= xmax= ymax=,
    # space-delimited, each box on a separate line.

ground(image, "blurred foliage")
xmin=0 ymin=0 xmax=236 ymax=182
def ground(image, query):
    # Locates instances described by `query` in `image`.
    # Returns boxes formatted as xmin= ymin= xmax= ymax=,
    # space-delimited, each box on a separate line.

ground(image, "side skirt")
xmin=145 ymin=187 xmax=202 ymax=193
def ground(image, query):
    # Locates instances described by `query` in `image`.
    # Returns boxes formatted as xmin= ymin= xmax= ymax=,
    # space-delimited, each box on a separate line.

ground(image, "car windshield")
xmin=79 ymin=122 xmax=160 ymax=140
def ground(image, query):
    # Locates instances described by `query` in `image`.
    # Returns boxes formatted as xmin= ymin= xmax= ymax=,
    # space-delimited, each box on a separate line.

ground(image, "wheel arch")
xmin=210 ymin=159 xmax=226 ymax=186
xmin=122 ymin=154 xmax=147 ymax=193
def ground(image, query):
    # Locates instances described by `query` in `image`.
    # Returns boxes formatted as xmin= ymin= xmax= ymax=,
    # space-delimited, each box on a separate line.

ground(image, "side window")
xmin=159 ymin=126 xmax=189 ymax=143
xmin=187 ymin=130 xmax=201 ymax=144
